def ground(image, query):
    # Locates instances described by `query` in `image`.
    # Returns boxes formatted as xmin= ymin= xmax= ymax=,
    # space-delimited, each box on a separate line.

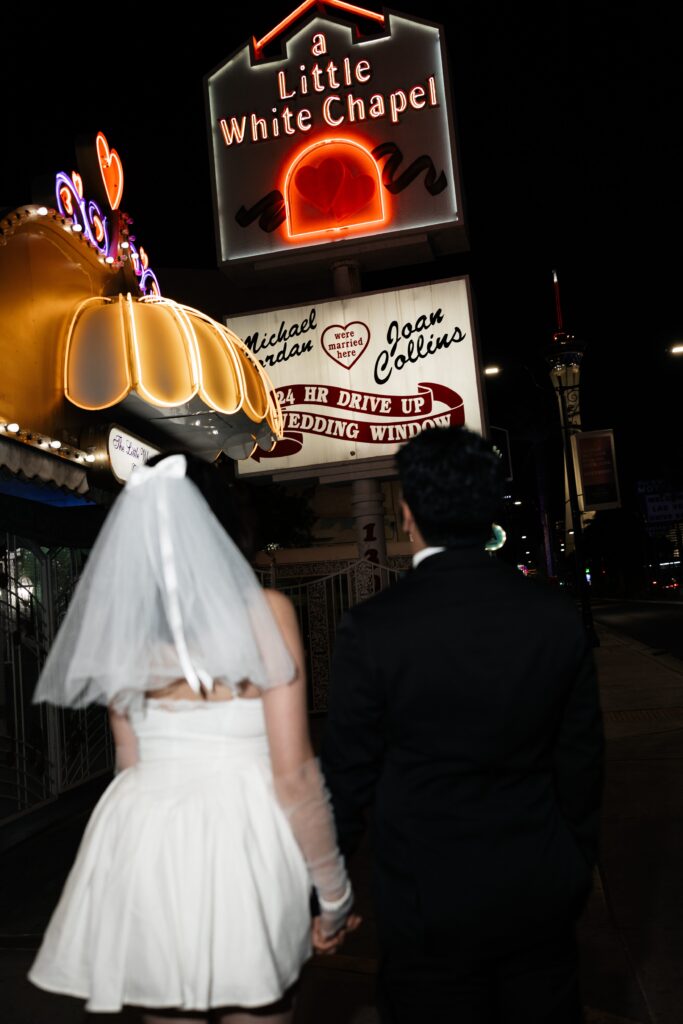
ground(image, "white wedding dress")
xmin=29 ymin=697 xmax=312 ymax=1013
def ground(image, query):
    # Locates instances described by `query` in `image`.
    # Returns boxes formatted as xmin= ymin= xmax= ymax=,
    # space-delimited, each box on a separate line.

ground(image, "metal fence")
xmin=0 ymin=536 xmax=113 ymax=825
xmin=257 ymin=559 xmax=405 ymax=712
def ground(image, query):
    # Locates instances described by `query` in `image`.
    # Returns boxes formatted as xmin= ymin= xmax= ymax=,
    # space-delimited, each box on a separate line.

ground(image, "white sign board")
xmin=205 ymin=8 xmax=462 ymax=272
xmin=230 ymin=278 xmax=483 ymax=478
xmin=108 ymin=427 xmax=159 ymax=483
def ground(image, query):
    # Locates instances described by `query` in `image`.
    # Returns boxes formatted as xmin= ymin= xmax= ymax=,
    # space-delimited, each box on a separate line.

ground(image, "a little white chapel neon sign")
xmin=219 ymin=32 xmax=439 ymax=146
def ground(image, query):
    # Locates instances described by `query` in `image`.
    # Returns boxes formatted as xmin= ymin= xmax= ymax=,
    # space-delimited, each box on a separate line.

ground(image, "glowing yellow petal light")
xmin=219 ymin=323 xmax=283 ymax=436
xmin=126 ymin=294 xmax=198 ymax=407
xmin=64 ymin=297 xmax=132 ymax=410
xmin=154 ymin=301 xmax=246 ymax=416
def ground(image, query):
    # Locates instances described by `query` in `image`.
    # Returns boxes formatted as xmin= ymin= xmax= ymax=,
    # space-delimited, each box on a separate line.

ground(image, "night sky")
xmin=3 ymin=2 xmax=681 ymax=496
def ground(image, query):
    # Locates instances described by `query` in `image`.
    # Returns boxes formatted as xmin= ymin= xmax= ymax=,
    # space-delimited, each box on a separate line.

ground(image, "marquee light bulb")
xmin=50 ymin=439 xmax=62 ymax=449
xmin=85 ymin=453 xmax=96 ymax=463
xmin=6 ymin=422 xmax=20 ymax=433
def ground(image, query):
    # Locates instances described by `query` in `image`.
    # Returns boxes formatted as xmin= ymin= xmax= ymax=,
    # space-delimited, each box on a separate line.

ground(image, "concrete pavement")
xmin=1 ymin=625 xmax=682 ymax=1023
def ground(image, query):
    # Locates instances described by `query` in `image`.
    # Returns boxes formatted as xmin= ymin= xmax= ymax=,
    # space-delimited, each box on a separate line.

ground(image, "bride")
xmin=28 ymin=452 xmax=358 ymax=1023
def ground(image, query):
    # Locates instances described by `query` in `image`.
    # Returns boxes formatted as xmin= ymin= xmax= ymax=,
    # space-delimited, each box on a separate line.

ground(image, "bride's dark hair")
xmin=146 ymin=450 xmax=256 ymax=559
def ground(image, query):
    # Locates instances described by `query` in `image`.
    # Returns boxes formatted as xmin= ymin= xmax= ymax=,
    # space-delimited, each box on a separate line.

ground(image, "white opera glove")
xmin=273 ymin=758 xmax=353 ymax=937
xmin=318 ymin=883 xmax=354 ymax=938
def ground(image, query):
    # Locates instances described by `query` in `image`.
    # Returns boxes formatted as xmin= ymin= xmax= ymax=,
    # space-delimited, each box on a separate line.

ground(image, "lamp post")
xmin=545 ymin=271 xmax=598 ymax=645
xmin=668 ymin=345 xmax=683 ymax=569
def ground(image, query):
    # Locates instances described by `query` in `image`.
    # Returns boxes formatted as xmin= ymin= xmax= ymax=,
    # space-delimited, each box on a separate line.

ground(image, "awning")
xmin=0 ymin=436 xmax=89 ymax=497
xmin=64 ymin=294 xmax=282 ymax=460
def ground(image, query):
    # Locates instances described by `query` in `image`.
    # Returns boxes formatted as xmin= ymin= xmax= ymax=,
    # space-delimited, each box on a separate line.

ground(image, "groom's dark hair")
xmin=396 ymin=427 xmax=504 ymax=545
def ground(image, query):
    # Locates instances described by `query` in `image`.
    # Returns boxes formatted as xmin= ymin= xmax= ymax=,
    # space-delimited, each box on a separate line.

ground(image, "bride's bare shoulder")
xmin=263 ymin=589 xmax=301 ymax=648
xmin=263 ymin=588 xmax=296 ymax=619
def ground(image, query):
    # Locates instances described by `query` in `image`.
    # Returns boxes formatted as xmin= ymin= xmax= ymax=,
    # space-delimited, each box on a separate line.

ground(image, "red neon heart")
xmin=294 ymin=157 xmax=344 ymax=214
xmin=96 ymin=132 xmax=124 ymax=211
xmin=332 ymin=174 xmax=376 ymax=221
xmin=60 ymin=187 xmax=73 ymax=216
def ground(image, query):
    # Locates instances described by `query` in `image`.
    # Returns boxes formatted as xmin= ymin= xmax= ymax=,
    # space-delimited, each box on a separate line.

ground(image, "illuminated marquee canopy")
xmin=206 ymin=1 xmax=463 ymax=274
xmin=64 ymin=295 xmax=282 ymax=460
xmin=0 ymin=130 xmax=287 ymax=484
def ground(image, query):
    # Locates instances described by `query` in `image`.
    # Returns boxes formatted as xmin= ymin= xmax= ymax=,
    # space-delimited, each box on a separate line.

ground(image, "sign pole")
xmin=329 ymin=259 xmax=388 ymax=567
xmin=545 ymin=271 xmax=598 ymax=646
xmin=351 ymin=477 xmax=387 ymax=566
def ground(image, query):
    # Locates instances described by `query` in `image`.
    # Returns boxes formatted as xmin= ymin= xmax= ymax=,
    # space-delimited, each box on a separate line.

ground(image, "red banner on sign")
xmin=254 ymin=381 xmax=464 ymax=460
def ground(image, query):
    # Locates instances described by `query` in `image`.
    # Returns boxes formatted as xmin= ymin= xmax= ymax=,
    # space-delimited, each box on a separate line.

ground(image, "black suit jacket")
xmin=322 ymin=546 xmax=604 ymax=952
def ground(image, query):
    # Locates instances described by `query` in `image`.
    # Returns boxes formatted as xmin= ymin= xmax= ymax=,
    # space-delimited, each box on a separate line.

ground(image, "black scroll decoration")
xmin=235 ymin=191 xmax=286 ymax=232
xmin=371 ymin=142 xmax=447 ymax=196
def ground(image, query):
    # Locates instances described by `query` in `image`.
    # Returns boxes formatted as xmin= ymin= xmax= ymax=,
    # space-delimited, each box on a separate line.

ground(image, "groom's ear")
xmin=400 ymin=499 xmax=414 ymax=535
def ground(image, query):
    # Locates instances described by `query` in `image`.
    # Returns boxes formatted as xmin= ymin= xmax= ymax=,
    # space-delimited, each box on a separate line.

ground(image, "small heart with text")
xmin=320 ymin=321 xmax=370 ymax=370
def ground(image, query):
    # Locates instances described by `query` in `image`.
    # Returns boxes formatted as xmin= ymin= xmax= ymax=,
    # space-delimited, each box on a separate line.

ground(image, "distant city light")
xmin=670 ymin=344 xmax=683 ymax=355
xmin=514 ymin=500 xmax=522 ymax=506
xmin=485 ymin=523 xmax=507 ymax=552
xmin=484 ymin=366 xmax=501 ymax=376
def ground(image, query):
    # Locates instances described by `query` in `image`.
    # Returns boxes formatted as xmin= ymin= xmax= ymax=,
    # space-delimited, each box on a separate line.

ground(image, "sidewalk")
xmin=2 ymin=626 xmax=682 ymax=1023
xmin=580 ymin=628 xmax=683 ymax=1024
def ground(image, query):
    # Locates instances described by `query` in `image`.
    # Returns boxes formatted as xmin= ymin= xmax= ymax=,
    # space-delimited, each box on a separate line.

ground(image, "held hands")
xmin=311 ymin=912 xmax=362 ymax=955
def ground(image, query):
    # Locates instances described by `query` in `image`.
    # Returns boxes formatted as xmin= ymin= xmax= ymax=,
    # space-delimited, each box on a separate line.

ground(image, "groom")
xmin=322 ymin=427 xmax=603 ymax=1023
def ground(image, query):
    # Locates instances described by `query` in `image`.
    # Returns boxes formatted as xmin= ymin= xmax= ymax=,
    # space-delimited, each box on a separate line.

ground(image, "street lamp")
xmin=544 ymin=270 xmax=597 ymax=644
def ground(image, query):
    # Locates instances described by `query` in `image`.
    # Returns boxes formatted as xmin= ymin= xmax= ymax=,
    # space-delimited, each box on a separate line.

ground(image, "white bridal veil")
xmin=33 ymin=455 xmax=295 ymax=710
